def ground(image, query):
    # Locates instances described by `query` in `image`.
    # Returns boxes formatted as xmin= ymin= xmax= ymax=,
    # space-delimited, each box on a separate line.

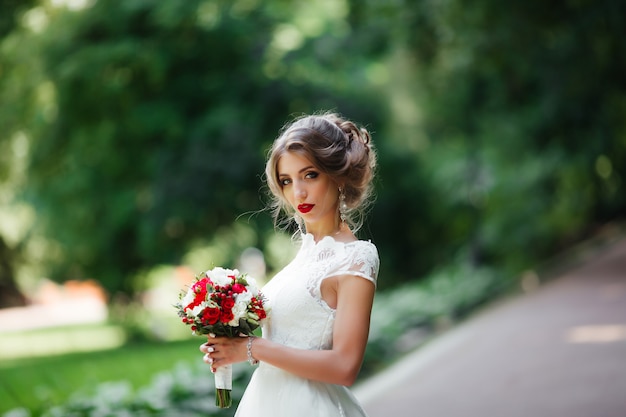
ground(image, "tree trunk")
xmin=0 ymin=236 xmax=27 ymax=308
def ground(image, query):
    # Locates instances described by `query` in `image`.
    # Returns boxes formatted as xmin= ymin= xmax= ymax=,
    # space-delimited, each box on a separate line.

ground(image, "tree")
xmin=0 ymin=0 xmax=40 ymax=307
xmin=350 ymin=0 xmax=626 ymax=281
xmin=5 ymin=0 xmax=384 ymax=299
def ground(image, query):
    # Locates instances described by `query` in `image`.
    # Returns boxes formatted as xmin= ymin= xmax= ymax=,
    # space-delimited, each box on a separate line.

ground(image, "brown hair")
xmin=265 ymin=112 xmax=377 ymax=233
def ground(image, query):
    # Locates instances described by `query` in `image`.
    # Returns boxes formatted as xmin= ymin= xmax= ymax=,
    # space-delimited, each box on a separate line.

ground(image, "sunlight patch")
xmin=566 ymin=324 xmax=626 ymax=344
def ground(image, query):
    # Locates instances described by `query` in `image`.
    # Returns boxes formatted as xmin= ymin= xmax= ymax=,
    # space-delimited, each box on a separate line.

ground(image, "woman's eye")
xmin=305 ymin=171 xmax=318 ymax=179
xmin=280 ymin=178 xmax=292 ymax=186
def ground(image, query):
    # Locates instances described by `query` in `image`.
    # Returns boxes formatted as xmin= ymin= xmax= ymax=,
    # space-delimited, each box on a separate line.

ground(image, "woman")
xmin=200 ymin=112 xmax=379 ymax=416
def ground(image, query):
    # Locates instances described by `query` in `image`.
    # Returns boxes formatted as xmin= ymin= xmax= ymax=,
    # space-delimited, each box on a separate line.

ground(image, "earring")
xmin=339 ymin=188 xmax=348 ymax=223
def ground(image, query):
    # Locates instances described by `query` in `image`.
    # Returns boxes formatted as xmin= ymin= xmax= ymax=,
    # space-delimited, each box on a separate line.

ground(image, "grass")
xmin=0 ymin=324 xmax=127 ymax=360
xmin=0 ymin=335 xmax=204 ymax=415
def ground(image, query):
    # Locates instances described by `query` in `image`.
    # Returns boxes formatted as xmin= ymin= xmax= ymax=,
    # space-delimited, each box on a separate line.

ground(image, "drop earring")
xmin=339 ymin=188 xmax=347 ymax=223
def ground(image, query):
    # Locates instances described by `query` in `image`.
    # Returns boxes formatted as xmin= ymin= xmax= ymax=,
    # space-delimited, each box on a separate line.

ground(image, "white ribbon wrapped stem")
xmin=214 ymin=364 xmax=233 ymax=390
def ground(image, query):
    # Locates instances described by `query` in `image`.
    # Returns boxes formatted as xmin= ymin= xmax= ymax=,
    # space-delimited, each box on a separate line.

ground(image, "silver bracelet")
xmin=247 ymin=336 xmax=259 ymax=366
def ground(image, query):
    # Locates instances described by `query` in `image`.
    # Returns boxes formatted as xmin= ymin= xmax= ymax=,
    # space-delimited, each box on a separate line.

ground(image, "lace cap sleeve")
xmin=335 ymin=241 xmax=380 ymax=287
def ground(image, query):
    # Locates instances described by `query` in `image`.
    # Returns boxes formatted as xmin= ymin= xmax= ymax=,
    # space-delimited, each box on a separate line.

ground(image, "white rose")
xmin=229 ymin=302 xmax=248 ymax=326
xmin=207 ymin=267 xmax=237 ymax=287
xmin=190 ymin=303 xmax=206 ymax=317
xmin=235 ymin=290 xmax=253 ymax=305
xmin=181 ymin=288 xmax=195 ymax=307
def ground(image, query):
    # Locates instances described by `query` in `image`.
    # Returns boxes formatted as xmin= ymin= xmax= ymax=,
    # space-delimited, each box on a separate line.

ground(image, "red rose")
xmin=220 ymin=310 xmax=234 ymax=324
xmin=193 ymin=277 xmax=209 ymax=293
xmin=190 ymin=279 xmax=209 ymax=307
xmin=191 ymin=293 xmax=204 ymax=308
xmin=222 ymin=297 xmax=235 ymax=310
xmin=232 ymin=283 xmax=247 ymax=294
xmin=202 ymin=307 xmax=220 ymax=325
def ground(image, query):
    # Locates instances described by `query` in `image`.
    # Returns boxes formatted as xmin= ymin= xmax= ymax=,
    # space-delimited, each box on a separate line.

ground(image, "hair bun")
xmin=336 ymin=120 xmax=371 ymax=148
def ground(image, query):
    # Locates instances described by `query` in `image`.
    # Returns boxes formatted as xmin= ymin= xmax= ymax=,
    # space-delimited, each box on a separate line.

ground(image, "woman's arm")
xmin=200 ymin=273 xmax=375 ymax=386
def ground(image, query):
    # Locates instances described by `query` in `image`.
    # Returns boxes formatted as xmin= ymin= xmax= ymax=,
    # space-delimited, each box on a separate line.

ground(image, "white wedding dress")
xmin=235 ymin=233 xmax=379 ymax=417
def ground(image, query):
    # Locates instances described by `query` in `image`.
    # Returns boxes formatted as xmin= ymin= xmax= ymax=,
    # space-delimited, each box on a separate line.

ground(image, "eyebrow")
xmin=278 ymin=165 xmax=316 ymax=177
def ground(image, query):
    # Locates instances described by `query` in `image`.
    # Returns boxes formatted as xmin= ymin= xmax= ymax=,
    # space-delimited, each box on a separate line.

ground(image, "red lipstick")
xmin=298 ymin=204 xmax=314 ymax=214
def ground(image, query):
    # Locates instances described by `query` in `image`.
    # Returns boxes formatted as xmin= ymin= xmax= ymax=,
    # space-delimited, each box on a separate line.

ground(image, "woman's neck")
xmin=306 ymin=222 xmax=353 ymax=243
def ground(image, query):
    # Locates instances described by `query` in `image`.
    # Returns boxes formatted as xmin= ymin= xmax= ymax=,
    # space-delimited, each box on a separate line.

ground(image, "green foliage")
xmin=22 ymin=0 xmax=278 ymax=296
xmin=1 ymin=0 xmax=625 ymax=303
xmin=353 ymin=0 xmax=626 ymax=284
xmin=0 ymin=0 xmax=37 ymax=38
xmin=3 ymin=0 xmax=383 ymax=298
xmin=362 ymin=260 xmax=503 ymax=376
xmin=3 ymin=362 xmax=254 ymax=417
xmin=0 ymin=339 xmax=203 ymax=415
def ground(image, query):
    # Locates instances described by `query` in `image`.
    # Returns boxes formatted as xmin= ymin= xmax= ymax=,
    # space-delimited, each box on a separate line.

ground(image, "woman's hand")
xmin=199 ymin=334 xmax=248 ymax=372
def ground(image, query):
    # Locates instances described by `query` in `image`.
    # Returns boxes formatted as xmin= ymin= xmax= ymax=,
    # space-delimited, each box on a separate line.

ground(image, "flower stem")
xmin=216 ymin=388 xmax=232 ymax=408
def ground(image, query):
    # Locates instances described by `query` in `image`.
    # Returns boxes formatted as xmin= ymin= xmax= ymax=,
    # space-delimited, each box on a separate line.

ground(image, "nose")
xmin=294 ymin=181 xmax=307 ymax=200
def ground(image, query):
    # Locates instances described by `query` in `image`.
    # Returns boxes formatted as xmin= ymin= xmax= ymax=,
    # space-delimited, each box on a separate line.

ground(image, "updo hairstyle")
xmin=265 ymin=112 xmax=377 ymax=233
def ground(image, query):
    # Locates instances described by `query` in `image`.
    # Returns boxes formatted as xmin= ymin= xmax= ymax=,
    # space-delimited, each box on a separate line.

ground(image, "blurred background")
xmin=0 ymin=0 xmax=624 ymax=415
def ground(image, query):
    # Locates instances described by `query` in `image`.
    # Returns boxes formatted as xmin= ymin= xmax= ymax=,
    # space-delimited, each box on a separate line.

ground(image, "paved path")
xmin=354 ymin=236 xmax=626 ymax=417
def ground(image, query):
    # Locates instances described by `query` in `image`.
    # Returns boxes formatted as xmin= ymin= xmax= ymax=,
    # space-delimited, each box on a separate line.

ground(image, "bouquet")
xmin=175 ymin=267 xmax=268 ymax=408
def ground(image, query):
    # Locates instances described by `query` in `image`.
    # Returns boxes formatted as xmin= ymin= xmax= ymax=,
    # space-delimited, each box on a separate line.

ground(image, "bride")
xmin=200 ymin=112 xmax=379 ymax=416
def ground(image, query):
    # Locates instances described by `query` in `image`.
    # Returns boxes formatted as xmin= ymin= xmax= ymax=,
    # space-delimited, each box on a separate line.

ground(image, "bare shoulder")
xmin=336 ymin=272 xmax=376 ymax=301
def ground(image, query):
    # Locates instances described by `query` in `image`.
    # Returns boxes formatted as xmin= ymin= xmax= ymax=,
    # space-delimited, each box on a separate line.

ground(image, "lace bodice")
xmin=261 ymin=233 xmax=379 ymax=350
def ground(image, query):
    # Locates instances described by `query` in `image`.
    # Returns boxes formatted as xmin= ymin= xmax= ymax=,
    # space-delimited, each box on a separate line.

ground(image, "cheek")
xmin=281 ymin=189 xmax=295 ymax=206
xmin=325 ymin=185 xmax=339 ymax=203
xmin=322 ymin=189 xmax=339 ymax=210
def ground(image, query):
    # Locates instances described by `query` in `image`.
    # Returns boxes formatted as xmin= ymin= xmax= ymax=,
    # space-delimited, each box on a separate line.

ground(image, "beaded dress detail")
xmin=234 ymin=233 xmax=379 ymax=417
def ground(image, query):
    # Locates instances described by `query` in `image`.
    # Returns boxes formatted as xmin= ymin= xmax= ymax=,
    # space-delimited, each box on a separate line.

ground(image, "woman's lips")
xmin=298 ymin=204 xmax=314 ymax=214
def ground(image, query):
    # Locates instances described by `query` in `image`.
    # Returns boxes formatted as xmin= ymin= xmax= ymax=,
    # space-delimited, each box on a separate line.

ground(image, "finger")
xmin=199 ymin=342 xmax=215 ymax=353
